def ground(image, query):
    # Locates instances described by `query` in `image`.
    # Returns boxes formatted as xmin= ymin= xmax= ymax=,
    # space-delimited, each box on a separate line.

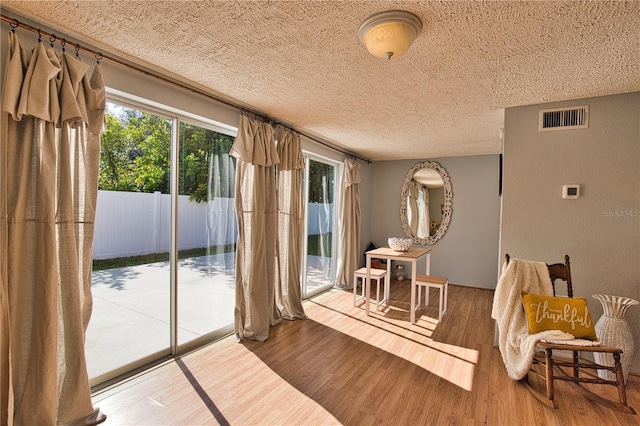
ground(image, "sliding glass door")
xmin=176 ymin=121 xmax=236 ymax=349
xmin=88 ymin=102 xmax=172 ymax=381
xmin=87 ymin=96 xmax=341 ymax=386
xmin=87 ymin=99 xmax=237 ymax=387
xmin=302 ymin=155 xmax=339 ymax=298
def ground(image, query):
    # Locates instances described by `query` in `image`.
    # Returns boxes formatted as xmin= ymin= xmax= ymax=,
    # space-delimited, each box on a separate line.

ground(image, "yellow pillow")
xmin=521 ymin=292 xmax=598 ymax=340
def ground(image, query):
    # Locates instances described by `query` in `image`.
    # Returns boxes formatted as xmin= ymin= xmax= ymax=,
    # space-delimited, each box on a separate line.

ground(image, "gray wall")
xmin=365 ymin=155 xmax=502 ymax=289
xmin=501 ymin=92 xmax=640 ymax=374
xmin=358 ymin=161 xmax=374 ymax=266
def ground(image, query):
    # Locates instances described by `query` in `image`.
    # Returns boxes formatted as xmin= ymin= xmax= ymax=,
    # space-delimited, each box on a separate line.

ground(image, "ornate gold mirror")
xmin=400 ymin=161 xmax=452 ymax=245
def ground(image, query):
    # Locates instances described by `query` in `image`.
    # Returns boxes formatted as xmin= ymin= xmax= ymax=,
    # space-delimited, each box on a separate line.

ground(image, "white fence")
xmin=93 ymin=190 xmax=333 ymax=260
xmin=93 ymin=191 xmax=237 ymax=260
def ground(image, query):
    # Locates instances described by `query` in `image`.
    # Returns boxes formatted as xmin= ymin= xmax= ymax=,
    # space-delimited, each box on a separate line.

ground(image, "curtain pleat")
xmin=230 ymin=114 xmax=279 ymax=167
xmin=275 ymin=128 xmax=306 ymax=319
xmin=1 ymin=32 xmax=105 ymax=426
xmin=335 ymin=157 xmax=361 ymax=289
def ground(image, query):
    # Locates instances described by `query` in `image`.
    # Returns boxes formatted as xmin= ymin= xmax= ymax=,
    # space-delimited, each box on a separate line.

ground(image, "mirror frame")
xmin=400 ymin=161 xmax=453 ymax=245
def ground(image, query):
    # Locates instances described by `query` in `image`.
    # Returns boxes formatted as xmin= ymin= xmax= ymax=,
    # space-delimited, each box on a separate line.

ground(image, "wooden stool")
xmin=415 ymin=275 xmax=448 ymax=321
xmin=353 ymin=267 xmax=388 ymax=309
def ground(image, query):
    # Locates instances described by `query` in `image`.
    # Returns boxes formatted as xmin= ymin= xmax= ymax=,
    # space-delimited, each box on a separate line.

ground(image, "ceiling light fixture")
xmin=358 ymin=10 xmax=422 ymax=60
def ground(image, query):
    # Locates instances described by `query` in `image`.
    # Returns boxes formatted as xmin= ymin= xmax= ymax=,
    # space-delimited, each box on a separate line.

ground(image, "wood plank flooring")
xmin=92 ymin=282 xmax=640 ymax=425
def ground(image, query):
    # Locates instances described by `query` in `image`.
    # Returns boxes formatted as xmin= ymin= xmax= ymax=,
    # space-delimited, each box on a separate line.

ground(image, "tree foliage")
xmin=179 ymin=122 xmax=235 ymax=202
xmin=99 ymin=103 xmax=334 ymax=204
xmin=99 ymin=103 xmax=235 ymax=202
xmin=308 ymin=160 xmax=335 ymax=203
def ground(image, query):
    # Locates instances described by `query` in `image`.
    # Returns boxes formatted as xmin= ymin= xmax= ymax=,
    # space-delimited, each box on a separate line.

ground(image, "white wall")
xmin=367 ymin=155 xmax=502 ymax=288
xmin=501 ymin=92 xmax=640 ymax=374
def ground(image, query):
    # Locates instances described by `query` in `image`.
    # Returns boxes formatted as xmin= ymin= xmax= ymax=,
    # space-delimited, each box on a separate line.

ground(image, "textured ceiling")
xmin=2 ymin=1 xmax=639 ymax=161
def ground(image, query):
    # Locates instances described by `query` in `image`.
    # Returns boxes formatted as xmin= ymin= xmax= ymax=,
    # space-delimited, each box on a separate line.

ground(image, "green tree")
xmin=99 ymin=106 xmax=171 ymax=193
xmin=179 ymin=123 xmax=235 ymax=202
xmin=308 ymin=161 xmax=334 ymax=203
xmin=100 ymin=103 xmax=236 ymax=202
xmin=99 ymin=113 xmax=132 ymax=191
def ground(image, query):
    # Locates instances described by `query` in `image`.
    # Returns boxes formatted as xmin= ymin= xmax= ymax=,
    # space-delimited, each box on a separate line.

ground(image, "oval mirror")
xmin=400 ymin=161 xmax=452 ymax=244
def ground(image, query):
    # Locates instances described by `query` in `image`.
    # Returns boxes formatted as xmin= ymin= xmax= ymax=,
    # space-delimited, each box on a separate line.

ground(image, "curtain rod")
xmin=1 ymin=14 xmax=371 ymax=164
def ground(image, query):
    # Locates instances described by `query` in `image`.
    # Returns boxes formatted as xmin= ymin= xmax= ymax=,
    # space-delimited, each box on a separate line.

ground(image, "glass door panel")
xmin=88 ymin=102 xmax=172 ymax=382
xmin=303 ymin=157 xmax=337 ymax=297
xmin=176 ymin=122 xmax=237 ymax=347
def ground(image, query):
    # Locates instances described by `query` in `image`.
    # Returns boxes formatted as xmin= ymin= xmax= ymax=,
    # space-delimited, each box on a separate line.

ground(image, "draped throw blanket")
xmin=491 ymin=258 xmax=574 ymax=380
xmin=335 ymin=157 xmax=361 ymax=289
xmin=1 ymin=32 xmax=106 ymax=425
xmin=231 ymin=115 xmax=306 ymax=342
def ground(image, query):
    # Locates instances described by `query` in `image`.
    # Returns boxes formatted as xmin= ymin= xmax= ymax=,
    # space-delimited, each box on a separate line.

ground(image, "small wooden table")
xmin=365 ymin=246 xmax=432 ymax=324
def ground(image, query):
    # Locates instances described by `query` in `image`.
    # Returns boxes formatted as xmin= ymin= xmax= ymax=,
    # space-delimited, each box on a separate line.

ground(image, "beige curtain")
xmin=335 ymin=157 xmax=361 ymax=289
xmin=232 ymin=115 xmax=308 ymax=341
xmin=408 ymin=179 xmax=420 ymax=234
xmin=275 ymin=127 xmax=306 ymax=319
xmin=1 ymin=32 xmax=106 ymax=425
xmin=231 ymin=114 xmax=279 ymax=342
xmin=418 ymin=184 xmax=429 ymax=238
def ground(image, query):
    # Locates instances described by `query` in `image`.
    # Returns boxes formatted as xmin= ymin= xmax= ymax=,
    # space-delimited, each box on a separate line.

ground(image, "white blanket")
xmin=491 ymin=258 xmax=575 ymax=380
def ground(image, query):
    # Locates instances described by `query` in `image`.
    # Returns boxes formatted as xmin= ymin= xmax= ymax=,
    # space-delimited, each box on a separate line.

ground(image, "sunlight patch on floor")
xmin=312 ymin=300 xmax=479 ymax=392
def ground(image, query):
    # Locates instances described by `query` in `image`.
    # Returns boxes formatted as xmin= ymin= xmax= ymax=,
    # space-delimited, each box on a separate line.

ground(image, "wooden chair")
xmin=505 ymin=254 xmax=636 ymax=414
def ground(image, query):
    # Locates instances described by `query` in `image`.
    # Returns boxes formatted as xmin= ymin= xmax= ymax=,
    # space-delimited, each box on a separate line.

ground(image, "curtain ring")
xmin=61 ymin=38 xmax=66 ymax=53
xmin=37 ymin=29 xmax=42 ymax=42
xmin=9 ymin=20 xmax=19 ymax=33
xmin=95 ymin=52 xmax=103 ymax=64
xmin=50 ymin=34 xmax=56 ymax=47
xmin=75 ymin=44 xmax=81 ymax=58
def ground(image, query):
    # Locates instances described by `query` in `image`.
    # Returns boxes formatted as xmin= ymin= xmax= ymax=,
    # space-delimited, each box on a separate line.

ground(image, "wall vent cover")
xmin=539 ymin=105 xmax=589 ymax=131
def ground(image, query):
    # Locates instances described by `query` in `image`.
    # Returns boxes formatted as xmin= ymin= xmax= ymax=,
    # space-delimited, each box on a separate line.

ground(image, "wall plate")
xmin=562 ymin=184 xmax=580 ymax=199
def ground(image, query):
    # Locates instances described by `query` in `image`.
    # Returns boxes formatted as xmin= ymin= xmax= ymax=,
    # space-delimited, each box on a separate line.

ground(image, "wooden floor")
xmin=92 ymin=283 xmax=640 ymax=425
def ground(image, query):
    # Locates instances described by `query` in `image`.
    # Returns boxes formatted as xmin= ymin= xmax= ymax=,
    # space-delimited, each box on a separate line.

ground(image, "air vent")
xmin=539 ymin=105 xmax=589 ymax=131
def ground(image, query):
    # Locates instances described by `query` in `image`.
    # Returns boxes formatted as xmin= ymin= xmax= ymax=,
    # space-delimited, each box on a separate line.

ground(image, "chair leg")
xmin=353 ymin=276 xmax=357 ymax=306
xmin=383 ymin=276 xmax=390 ymax=303
xmin=443 ymin=282 xmax=448 ymax=314
xmin=353 ymin=275 xmax=366 ymax=306
xmin=613 ymin=352 xmax=629 ymax=407
xmin=438 ymin=286 xmax=443 ymax=321
xmin=545 ymin=348 xmax=557 ymax=408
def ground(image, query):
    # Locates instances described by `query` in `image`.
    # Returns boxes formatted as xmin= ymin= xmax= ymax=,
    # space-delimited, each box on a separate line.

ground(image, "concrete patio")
xmin=86 ymin=254 xmax=332 ymax=380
